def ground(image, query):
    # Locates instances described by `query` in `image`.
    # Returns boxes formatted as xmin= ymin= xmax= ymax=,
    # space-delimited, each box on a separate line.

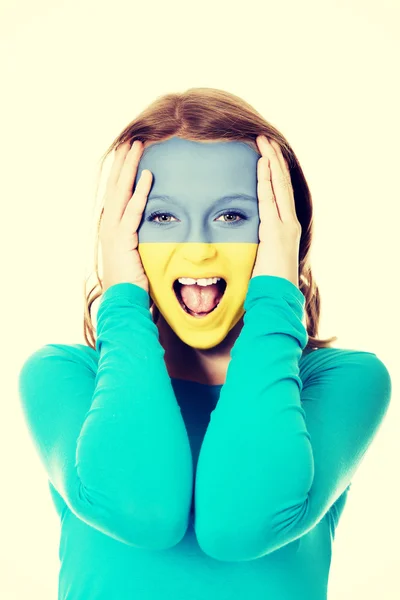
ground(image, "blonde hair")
xmin=83 ymin=87 xmax=338 ymax=351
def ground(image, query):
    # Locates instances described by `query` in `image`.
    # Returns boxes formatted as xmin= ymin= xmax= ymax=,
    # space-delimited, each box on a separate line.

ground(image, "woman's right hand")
xmin=100 ymin=140 xmax=153 ymax=294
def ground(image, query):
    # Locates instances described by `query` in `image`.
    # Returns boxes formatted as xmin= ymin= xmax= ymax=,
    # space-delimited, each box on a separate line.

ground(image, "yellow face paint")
xmin=138 ymin=242 xmax=258 ymax=350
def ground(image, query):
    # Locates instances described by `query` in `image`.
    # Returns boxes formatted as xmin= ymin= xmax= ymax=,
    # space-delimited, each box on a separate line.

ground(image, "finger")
xmin=104 ymin=141 xmax=144 ymax=226
xmin=256 ymin=136 xmax=294 ymax=223
xmin=117 ymin=140 xmax=145 ymax=191
xmin=105 ymin=141 xmax=132 ymax=193
xmin=269 ymin=139 xmax=290 ymax=173
xmin=268 ymin=139 xmax=298 ymax=223
xmin=257 ymin=157 xmax=282 ymax=227
xmin=121 ymin=169 xmax=153 ymax=234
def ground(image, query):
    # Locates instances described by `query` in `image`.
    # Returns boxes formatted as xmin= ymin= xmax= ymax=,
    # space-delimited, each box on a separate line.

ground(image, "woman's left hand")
xmin=251 ymin=135 xmax=301 ymax=289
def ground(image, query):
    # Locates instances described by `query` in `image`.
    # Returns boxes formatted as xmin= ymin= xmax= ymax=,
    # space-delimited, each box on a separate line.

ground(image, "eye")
xmin=215 ymin=210 xmax=247 ymax=224
xmin=147 ymin=210 xmax=178 ymax=225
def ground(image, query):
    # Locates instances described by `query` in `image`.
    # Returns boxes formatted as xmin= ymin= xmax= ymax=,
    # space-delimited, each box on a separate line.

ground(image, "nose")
xmin=179 ymin=242 xmax=218 ymax=263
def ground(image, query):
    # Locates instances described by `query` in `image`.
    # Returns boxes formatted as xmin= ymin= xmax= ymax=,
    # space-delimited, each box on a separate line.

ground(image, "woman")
xmin=18 ymin=87 xmax=392 ymax=600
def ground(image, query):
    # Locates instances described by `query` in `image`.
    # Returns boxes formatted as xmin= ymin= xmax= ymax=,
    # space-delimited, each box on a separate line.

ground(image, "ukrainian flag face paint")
xmin=136 ymin=137 xmax=260 ymax=350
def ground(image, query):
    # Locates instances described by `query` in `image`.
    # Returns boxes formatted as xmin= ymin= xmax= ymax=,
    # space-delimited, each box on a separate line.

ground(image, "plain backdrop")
xmin=1 ymin=0 xmax=398 ymax=598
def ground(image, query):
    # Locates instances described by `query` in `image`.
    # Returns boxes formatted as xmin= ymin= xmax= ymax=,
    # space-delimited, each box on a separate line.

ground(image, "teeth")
xmin=178 ymin=277 xmax=221 ymax=287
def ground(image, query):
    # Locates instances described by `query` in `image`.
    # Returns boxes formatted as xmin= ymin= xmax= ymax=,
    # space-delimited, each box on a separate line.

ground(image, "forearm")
xmin=195 ymin=276 xmax=312 ymax=560
xmin=77 ymin=282 xmax=193 ymax=547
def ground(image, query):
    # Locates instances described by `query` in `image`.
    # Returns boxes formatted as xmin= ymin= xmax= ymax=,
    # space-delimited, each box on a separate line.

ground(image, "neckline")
xmin=169 ymin=349 xmax=315 ymax=388
xmin=170 ymin=376 xmax=224 ymax=388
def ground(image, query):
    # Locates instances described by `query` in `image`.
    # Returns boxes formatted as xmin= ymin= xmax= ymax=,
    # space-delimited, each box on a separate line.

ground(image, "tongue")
xmin=180 ymin=283 xmax=221 ymax=314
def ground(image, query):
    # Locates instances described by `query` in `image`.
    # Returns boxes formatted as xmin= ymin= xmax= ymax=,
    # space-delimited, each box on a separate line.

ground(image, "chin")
xmin=177 ymin=329 xmax=230 ymax=351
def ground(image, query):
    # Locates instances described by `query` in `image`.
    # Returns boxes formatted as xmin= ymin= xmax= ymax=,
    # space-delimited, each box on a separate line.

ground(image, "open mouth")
xmin=173 ymin=279 xmax=227 ymax=318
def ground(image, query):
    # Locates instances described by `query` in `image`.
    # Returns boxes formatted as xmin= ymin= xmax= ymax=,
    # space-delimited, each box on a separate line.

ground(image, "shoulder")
xmin=18 ymin=343 xmax=100 ymax=416
xmin=299 ymin=346 xmax=392 ymax=401
xmin=300 ymin=345 xmax=390 ymax=372
xmin=18 ymin=342 xmax=99 ymax=380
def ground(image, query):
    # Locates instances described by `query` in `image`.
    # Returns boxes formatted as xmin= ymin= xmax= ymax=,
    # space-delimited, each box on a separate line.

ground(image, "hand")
xmin=251 ymin=135 xmax=301 ymax=288
xmin=100 ymin=140 xmax=153 ymax=293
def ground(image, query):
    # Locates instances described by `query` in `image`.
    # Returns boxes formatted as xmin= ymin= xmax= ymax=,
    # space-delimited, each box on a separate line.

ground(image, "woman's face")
xmin=135 ymin=136 xmax=261 ymax=350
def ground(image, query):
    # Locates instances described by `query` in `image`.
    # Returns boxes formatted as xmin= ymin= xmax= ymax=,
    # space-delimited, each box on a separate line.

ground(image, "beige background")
xmin=0 ymin=0 xmax=398 ymax=598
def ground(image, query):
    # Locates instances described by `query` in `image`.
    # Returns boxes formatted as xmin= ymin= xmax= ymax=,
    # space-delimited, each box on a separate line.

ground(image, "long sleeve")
xmin=194 ymin=275 xmax=392 ymax=562
xmin=18 ymin=282 xmax=193 ymax=550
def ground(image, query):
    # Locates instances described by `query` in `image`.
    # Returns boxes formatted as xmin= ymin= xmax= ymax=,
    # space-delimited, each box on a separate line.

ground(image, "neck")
xmin=155 ymin=311 xmax=244 ymax=385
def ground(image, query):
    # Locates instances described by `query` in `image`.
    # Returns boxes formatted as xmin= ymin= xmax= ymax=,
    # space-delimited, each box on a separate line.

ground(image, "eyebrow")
xmin=147 ymin=193 xmax=256 ymax=205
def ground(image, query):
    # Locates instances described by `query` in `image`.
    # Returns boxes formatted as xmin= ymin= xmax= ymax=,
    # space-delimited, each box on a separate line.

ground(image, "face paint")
xmin=135 ymin=137 xmax=260 ymax=350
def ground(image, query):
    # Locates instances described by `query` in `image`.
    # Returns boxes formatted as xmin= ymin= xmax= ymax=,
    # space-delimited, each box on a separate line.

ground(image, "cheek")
xmin=218 ymin=244 xmax=259 ymax=283
xmin=138 ymin=242 xmax=174 ymax=287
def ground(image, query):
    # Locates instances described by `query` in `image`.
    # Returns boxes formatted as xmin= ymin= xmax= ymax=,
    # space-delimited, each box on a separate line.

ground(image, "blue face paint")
xmin=135 ymin=136 xmax=261 ymax=350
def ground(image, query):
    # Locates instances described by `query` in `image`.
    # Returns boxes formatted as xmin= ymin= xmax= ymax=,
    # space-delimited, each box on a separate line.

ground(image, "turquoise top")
xmin=18 ymin=275 xmax=392 ymax=600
